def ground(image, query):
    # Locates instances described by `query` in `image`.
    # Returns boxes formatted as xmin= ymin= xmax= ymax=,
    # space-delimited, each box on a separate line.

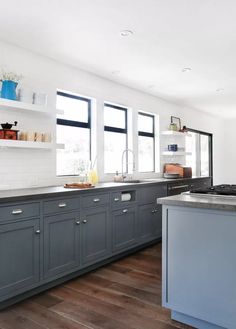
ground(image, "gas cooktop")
xmin=191 ymin=184 xmax=236 ymax=196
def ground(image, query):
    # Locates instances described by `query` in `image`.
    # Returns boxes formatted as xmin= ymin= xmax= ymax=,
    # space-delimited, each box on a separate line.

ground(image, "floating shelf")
xmin=0 ymin=140 xmax=65 ymax=150
xmin=0 ymin=98 xmax=53 ymax=115
xmin=162 ymin=151 xmax=192 ymax=156
xmin=56 ymin=109 xmax=64 ymax=115
xmin=161 ymin=130 xmax=192 ymax=137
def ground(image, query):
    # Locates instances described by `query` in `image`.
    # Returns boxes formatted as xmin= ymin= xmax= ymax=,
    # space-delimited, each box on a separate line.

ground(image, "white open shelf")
xmin=0 ymin=98 xmax=53 ymax=115
xmin=0 ymin=140 xmax=65 ymax=150
xmin=162 ymin=151 xmax=192 ymax=156
xmin=161 ymin=130 xmax=192 ymax=137
xmin=56 ymin=109 xmax=64 ymax=115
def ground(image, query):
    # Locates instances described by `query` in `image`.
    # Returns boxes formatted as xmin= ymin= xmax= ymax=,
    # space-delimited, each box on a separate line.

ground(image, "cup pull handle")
xmin=58 ymin=203 xmax=67 ymax=208
xmin=12 ymin=209 xmax=23 ymax=215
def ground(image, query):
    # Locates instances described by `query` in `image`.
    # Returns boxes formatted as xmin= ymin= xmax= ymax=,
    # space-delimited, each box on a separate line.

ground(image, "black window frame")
xmin=138 ymin=112 xmax=155 ymax=172
xmin=185 ymin=126 xmax=213 ymax=182
xmin=104 ymin=103 xmax=128 ymax=173
xmin=56 ymin=90 xmax=92 ymax=176
xmin=57 ymin=91 xmax=91 ymax=129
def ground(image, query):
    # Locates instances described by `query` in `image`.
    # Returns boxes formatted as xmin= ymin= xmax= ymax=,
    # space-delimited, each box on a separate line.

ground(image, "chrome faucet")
xmin=121 ymin=149 xmax=135 ymax=181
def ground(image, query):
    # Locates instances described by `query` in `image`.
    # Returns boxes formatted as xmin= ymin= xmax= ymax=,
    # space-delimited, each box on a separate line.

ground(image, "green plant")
xmin=0 ymin=69 xmax=23 ymax=82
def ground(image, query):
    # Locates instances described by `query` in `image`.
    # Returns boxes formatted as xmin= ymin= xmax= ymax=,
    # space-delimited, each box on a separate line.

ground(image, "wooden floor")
xmin=0 ymin=243 xmax=193 ymax=329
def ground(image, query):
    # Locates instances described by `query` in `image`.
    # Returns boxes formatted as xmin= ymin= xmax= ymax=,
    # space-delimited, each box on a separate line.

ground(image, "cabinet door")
xmin=81 ymin=207 xmax=111 ymax=265
xmin=44 ymin=212 xmax=80 ymax=279
xmin=138 ymin=203 xmax=162 ymax=242
xmin=112 ymin=206 xmax=137 ymax=252
xmin=0 ymin=219 xmax=40 ymax=299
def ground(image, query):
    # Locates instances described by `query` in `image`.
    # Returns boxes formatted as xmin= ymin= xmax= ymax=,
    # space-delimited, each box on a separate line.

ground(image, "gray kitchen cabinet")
xmin=138 ymin=203 xmax=162 ymax=242
xmin=112 ymin=206 xmax=137 ymax=252
xmin=0 ymin=218 xmax=40 ymax=300
xmin=81 ymin=206 xmax=111 ymax=265
xmin=43 ymin=212 xmax=80 ymax=279
xmin=137 ymin=184 xmax=167 ymax=243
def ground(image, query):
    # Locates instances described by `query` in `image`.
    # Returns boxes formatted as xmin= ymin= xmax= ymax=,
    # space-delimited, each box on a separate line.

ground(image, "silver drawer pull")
xmin=152 ymin=209 xmax=158 ymax=213
xmin=76 ymin=221 xmax=80 ymax=225
xmin=58 ymin=203 xmax=67 ymax=208
xmin=93 ymin=198 xmax=100 ymax=203
xmin=114 ymin=198 xmax=120 ymax=202
xmin=83 ymin=219 xmax=87 ymax=223
xmin=12 ymin=209 xmax=23 ymax=215
xmin=169 ymin=184 xmax=189 ymax=190
xmin=35 ymin=230 xmax=41 ymax=234
xmin=122 ymin=209 xmax=128 ymax=213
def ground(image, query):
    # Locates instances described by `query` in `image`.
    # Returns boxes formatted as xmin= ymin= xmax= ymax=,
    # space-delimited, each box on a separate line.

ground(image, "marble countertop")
xmin=0 ymin=176 xmax=209 ymax=203
xmin=157 ymin=193 xmax=236 ymax=211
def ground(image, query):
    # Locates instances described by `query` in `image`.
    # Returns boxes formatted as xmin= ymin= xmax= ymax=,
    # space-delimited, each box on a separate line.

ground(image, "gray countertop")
xmin=157 ymin=193 xmax=236 ymax=211
xmin=0 ymin=176 xmax=209 ymax=203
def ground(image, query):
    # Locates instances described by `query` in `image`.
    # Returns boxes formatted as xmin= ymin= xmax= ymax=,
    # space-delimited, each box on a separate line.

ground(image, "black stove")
xmin=191 ymin=184 xmax=236 ymax=196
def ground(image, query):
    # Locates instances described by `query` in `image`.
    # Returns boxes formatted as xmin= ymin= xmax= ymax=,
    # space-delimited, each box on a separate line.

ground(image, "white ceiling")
xmin=1 ymin=0 xmax=236 ymax=118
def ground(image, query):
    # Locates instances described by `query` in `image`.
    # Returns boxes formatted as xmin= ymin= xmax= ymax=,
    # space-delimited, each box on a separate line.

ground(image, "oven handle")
xmin=169 ymin=184 xmax=189 ymax=190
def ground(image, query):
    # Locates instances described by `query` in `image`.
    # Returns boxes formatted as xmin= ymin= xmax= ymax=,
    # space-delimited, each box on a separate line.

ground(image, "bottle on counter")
xmin=114 ymin=171 xmax=123 ymax=182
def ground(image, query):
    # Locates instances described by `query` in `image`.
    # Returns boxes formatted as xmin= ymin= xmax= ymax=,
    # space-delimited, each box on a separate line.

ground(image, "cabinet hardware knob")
xmin=76 ymin=221 xmax=80 ymax=225
xmin=58 ymin=203 xmax=67 ymax=208
xmin=122 ymin=209 xmax=128 ymax=213
xmin=12 ymin=209 xmax=23 ymax=215
xmin=83 ymin=219 xmax=87 ymax=223
xmin=93 ymin=198 xmax=100 ymax=202
xmin=151 ymin=209 xmax=155 ymax=213
xmin=35 ymin=230 xmax=41 ymax=234
xmin=114 ymin=198 xmax=119 ymax=202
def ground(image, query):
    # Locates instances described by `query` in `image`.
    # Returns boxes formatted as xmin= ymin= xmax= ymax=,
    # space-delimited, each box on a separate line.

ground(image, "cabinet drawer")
xmin=138 ymin=185 xmax=167 ymax=204
xmin=111 ymin=191 xmax=136 ymax=209
xmin=0 ymin=202 xmax=40 ymax=222
xmin=43 ymin=197 xmax=79 ymax=215
xmin=81 ymin=193 xmax=109 ymax=208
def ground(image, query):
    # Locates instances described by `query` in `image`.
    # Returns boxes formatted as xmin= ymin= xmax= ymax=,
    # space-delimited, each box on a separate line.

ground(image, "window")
xmin=186 ymin=128 xmax=212 ymax=177
xmin=56 ymin=91 xmax=91 ymax=176
xmin=104 ymin=103 xmax=127 ymax=173
xmin=138 ymin=112 xmax=155 ymax=172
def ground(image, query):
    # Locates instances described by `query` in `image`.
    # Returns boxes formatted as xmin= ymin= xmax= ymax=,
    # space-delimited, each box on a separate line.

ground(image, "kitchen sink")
xmin=116 ymin=179 xmax=144 ymax=183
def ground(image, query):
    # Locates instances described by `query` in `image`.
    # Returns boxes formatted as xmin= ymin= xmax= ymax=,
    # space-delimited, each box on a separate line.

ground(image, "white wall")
xmin=0 ymin=40 xmax=225 ymax=189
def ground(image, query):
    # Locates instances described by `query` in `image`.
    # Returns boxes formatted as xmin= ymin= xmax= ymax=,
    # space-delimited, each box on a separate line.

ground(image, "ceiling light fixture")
xmin=111 ymin=70 xmax=120 ymax=75
xmin=216 ymin=88 xmax=224 ymax=92
xmin=120 ymin=30 xmax=134 ymax=37
xmin=182 ymin=67 xmax=192 ymax=72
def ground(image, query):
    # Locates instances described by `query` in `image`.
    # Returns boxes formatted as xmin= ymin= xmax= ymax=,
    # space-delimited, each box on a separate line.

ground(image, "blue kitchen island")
xmin=158 ymin=193 xmax=236 ymax=329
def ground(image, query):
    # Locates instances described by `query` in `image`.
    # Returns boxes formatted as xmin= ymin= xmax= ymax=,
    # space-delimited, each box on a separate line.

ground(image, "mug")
xmin=168 ymin=144 xmax=178 ymax=151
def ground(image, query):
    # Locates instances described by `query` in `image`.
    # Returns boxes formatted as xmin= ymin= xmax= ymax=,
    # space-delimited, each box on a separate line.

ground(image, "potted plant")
xmin=0 ymin=69 xmax=23 ymax=101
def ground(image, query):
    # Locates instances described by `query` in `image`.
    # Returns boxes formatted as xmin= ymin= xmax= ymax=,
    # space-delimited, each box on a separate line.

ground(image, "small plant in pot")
xmin=0 ymin=69 xmax=23 ymax=101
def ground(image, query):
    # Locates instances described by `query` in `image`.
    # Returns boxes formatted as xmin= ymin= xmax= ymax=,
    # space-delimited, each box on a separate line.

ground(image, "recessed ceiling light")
xmin=182 ymin=67 xmax=192 ymax=72
xmin=111 ymin=70 xmax=120 ymax=75
xmin=216 ymin=88 xmax=224 ymax=92
xmin=120 ymin=30 xmax=134 ymax=37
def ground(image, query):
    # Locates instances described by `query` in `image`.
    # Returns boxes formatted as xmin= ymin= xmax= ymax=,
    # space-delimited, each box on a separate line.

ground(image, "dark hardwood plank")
xmin=50 ymin=286 xmax=179 ymax=329
xmin=31 ymin=293 xmax=63 ymax=308
xmin=0 ymin=309 xmax=45 ymax=329
xmin=51 ymin=300 xmax=134 ymax=329
xmin=12 ymin=301 xmax=90 ymax=329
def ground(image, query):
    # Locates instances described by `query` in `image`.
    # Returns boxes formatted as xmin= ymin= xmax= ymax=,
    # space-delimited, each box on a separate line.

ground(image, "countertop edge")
xmin=157 ymin=195 xmax=236 ymax=212
xmin=0 ymin=176 xmax=211 ymax=203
